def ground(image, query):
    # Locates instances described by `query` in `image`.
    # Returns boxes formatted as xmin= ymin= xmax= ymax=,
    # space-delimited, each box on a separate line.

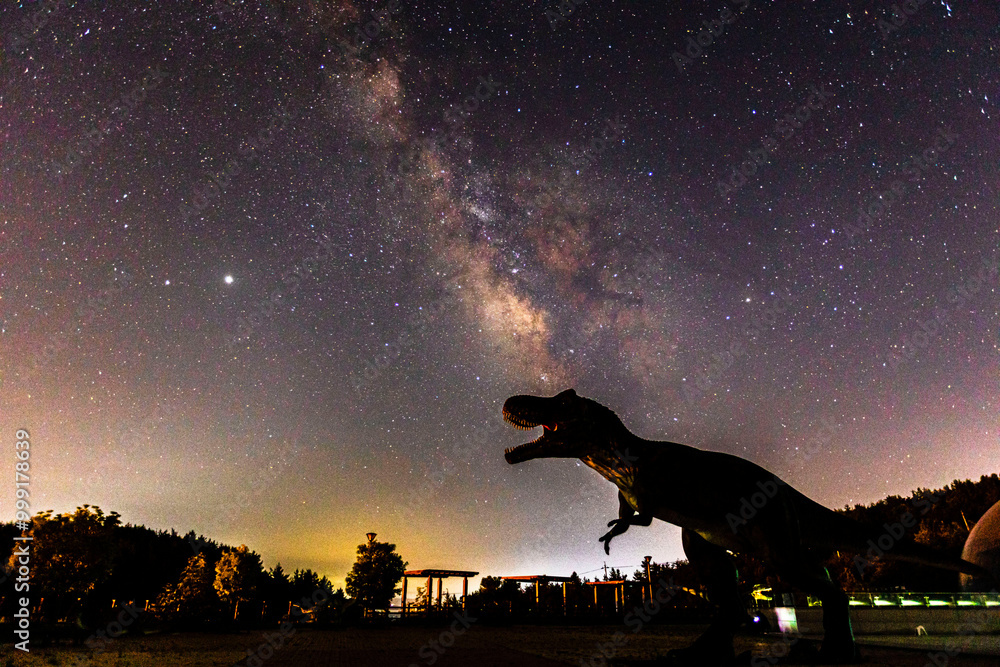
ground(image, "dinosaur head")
xmin=502 ymin=388 xmax=624 ymax=464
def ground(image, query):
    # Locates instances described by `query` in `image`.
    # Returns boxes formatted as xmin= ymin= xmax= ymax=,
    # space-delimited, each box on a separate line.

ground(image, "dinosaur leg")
xmin=777 ymin=562 xmax=859 ymax=664
xmin=664 ymin=529 xmax=745 ymax=666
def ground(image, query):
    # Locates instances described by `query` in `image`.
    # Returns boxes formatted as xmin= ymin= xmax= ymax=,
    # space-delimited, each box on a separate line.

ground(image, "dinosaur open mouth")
xmin=502 ymin=408 xmax=557 ymax=463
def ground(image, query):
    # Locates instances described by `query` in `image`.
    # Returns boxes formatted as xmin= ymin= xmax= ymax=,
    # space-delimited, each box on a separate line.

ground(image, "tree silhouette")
xmin=344 ymin=538 xmax=406 ymax=616
xmin=15 ymin=505 xmax=120 ymax=622
xmin=214 ymin=545 xmax=263 ymax=619
xmin=469 ymin=576 xmax=522 ymax=615
xmin=290 ymin=567 xmax=335 ymax=601
xmin=259 ymin=563 xmax=293 ymax=620
xmin=154 ymin=552 xmax=218 ymax=623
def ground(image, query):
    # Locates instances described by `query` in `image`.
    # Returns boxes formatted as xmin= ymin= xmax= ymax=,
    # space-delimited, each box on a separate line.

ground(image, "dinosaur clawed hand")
xmin=599 ymin=518 xmax=626 ymax=554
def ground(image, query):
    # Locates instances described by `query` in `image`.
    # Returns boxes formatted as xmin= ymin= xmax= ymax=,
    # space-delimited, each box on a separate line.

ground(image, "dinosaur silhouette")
xmin=502 ymin=389 xmax=994 ymax=665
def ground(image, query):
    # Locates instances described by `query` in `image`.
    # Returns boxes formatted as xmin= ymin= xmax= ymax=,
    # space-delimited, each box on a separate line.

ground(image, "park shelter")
xmin=501 ymin=575 xmax=576 ymax=614
xmin=401 ymin=569 xmax=478 ymax=614
xmin=585 ymin=579 xmax=628 ymax=614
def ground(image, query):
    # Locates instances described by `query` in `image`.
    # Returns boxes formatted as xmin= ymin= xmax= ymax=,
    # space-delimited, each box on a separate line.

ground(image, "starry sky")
xmin=2 ymin=0 xmax=998 ymax=595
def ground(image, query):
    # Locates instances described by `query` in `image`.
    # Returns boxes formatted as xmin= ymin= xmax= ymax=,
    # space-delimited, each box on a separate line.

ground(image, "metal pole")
xmin=402 ymin=577 xmax=408 ymax=617
xmin=644 ymin=556 xmax=653 ymax=604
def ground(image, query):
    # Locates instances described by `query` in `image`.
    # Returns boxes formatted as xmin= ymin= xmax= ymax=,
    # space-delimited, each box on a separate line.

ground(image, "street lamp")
xmin=364 ymin=533 xmax=377 ymax=618
xmin=643 ymin=556 xmax=653 ymax=602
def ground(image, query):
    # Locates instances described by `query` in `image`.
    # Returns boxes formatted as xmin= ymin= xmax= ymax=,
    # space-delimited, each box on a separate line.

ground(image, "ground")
xmin=0 ymin=625 xmax=997 ymax=666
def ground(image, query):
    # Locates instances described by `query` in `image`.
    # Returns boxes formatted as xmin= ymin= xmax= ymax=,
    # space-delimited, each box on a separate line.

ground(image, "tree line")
xmin=2 ymin=474 xmax=995 ymax=634
xmin=0 ymin=505 xmax=352 ymax=634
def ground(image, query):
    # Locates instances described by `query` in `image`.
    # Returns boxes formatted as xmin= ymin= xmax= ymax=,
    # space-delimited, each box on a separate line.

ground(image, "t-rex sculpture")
xmin=502 ymin=389 xmax=994 ymax=665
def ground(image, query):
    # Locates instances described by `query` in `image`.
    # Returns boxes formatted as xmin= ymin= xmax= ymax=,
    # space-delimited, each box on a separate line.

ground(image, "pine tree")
xmin=344 ymin=538 xmax=406 ymax=616
xmin=154 ymin=552 xmax=217 ymax=622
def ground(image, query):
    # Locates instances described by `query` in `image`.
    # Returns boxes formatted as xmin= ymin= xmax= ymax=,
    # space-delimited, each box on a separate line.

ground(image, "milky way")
xmin=2 ymin=0 xmax=997 ymax=592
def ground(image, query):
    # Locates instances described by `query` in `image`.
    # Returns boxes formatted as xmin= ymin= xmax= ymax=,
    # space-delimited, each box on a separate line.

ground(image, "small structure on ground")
xmin=401 ymin=569 xmax=478 ymax=614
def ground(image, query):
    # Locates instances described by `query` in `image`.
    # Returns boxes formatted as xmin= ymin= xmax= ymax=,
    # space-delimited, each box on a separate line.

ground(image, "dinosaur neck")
xmin=579 ymin=428 xmax=660 ymax=487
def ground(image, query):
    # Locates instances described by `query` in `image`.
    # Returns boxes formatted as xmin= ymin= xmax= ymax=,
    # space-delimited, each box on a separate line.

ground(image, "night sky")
xmin=2 ymin=0 xmax=998 ymax=595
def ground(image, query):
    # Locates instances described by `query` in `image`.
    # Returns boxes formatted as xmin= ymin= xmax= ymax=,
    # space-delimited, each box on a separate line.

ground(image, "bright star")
xmin=224 ymin=275 xmax=234 ymax=284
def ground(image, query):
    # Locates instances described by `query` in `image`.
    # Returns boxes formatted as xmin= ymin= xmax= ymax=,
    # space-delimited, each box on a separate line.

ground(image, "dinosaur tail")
xmin=880 ymin=540 xmax=993 ymax=580
xmin=830 ymin=513 xmax=997 ymax=584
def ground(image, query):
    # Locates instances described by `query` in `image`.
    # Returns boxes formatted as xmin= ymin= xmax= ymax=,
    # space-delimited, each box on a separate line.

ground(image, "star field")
xmin=1 ymin=0 xmax=998 ymax=592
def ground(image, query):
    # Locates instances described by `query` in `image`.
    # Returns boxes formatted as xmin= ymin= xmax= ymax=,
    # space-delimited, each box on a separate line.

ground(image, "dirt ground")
xmin=1 ymin=625 xmax=997 ymax=666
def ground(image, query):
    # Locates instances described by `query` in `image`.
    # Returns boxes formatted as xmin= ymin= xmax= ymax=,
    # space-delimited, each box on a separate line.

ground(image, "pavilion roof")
xmin=501 ymin=574 xmax=576 ymax=583
xmin=404 ymin=569 xmax=479 ymax=578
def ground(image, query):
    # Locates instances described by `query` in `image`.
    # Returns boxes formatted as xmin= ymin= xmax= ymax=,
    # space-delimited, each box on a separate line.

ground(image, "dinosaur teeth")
xmin=502 ymin=410 xmax=540 ymax=430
